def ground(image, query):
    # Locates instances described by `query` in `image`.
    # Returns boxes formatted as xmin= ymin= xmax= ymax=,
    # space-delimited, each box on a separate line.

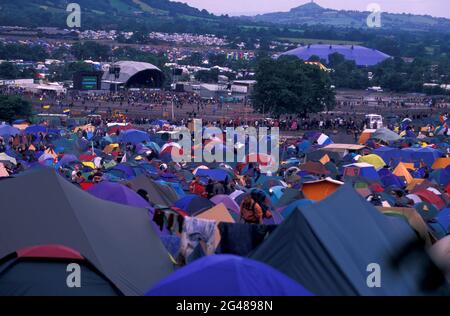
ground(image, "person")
xmin=73 ymin=171 xmax=86 ymax=184
xmin=240 ymin=195 xmax=263 ymax=224
xmin=205 ymin=179 xmax=214 ymax=199
xmin=71 ymin=165 xmax=81 ymax=182
xmin=92 ymin=168 xmax=103 ymax=184
xmin=189 ymin=176 xmax=205 ymax=196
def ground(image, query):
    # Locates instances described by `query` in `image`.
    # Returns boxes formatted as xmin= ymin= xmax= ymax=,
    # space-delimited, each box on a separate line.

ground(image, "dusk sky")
xmin=173 ymin=0 xmax=450 ymax=19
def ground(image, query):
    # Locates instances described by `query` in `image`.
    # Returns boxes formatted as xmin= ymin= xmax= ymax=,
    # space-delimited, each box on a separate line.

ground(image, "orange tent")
xmin=301 ymin=178 xmax=343 ymax=202
xmin=195 ymin=203 xmax=235 ymax=248
xmin=393 ymin=162 xmax=414 ymax=184
xmin=358 ymin=129 xmax=375 ymax=145
xmin=406 ymin=178 xmax=425 ymax=192
xmin=432 ymin=158 xmax=450 ymax=170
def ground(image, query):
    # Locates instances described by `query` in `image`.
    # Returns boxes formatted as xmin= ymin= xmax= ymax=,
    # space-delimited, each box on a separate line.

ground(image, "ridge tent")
xmin=251 ymin=184 xmax=444 ymax=296
xmin=393 ymin=162 xmax=414 ymax=184
xmin=0 ymin=169 xmax=174 ymax=296
xmin=146 ymin=255 xmax=313 ymax=296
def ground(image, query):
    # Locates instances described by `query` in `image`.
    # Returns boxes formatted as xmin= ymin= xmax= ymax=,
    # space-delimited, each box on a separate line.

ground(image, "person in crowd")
xmin=240 ymin=195 xmax=263 ymax=225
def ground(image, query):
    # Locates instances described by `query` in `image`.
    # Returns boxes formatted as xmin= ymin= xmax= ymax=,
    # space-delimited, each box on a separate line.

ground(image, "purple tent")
xmin=146 ymin=255 xmax=313 ymax=296
xmin=87 ymin=181 xmax=150 ymax=209
xmin=210 ymin=195 xmax=240 ymax=214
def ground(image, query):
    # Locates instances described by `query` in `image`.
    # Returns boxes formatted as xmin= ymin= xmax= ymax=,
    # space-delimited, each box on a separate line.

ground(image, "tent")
xmin=174 ymin=195 xmax=215 ymax=216
xmin=251 ymin=184 xmax=444 ymax=295
xmin=359 ymin=129 xmax=375 ymax=145
xmin=210 ymin=195 xmax=240 ymax=214
xmin=301 ymin=178 xmax=343 ymax=202
xmin=410 ymin=148 xmax=443 ymax=167
xmin=299 ymin=161 xmax=330 ymax=176
xmin=414 ymin=190 xmax=446 ymax=210
xmin=195 ymin=168 xmax=230 ymax=182
xmin=371 ymin=128 xmax=401 ymax=143
xmin=0 ymin=245 xmax=122 ymax=296
xmin=146 ymin=255 xmax=312 ymax=296
xmin=0 ymin=124 xmax=20 ymax=137
xmin=0 ymin=169 xmax=173 ymax=296
xmin=373 ymin=147 xmax=401 ymax=165
xmin=343 ymin=163 xmax=380 ymax=181
xmin=119 ymin=129 xmax=151 ymax=144
xmin=0 ymin=162 xmax=9 ymax=177
xmin=393 ymin=162 xmax=414 ymax=184
xmin=125 ymin=174 xmax=179 ymax=207
xmin=432 ymin=158 xmax=450 ymax=170
xmin=378 ymin=207 xmax=434 ymax=247
xmin=358 ymin=154 xmax=386 ymax=171
xmin=87 ymin=181 xmax=151 ymax=209
xmin=0 ymin=152 xmax=17 ymax=165
xmin=195 ymin=203 xmax=235 ymax=248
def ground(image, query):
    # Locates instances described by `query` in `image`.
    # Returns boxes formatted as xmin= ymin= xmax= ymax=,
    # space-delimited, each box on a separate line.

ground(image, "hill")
xmin=246 ymin=2 xmax=450 ymax=33
xmin=0 ymin=0 xmax=217 ymax=30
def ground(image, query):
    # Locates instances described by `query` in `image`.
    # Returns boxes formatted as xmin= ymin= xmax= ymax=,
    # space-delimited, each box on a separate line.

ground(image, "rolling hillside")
xmin=246 ymin=2 xmax=450 ymax=33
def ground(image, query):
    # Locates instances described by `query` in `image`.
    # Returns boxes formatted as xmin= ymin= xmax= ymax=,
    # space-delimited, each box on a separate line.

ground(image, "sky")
xmin=173 ymin=0 xmax=450 ymax=19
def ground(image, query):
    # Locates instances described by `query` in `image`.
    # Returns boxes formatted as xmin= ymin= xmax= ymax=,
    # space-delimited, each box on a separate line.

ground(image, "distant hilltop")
xmin=244 ymin=2 xmax=450 ymax=33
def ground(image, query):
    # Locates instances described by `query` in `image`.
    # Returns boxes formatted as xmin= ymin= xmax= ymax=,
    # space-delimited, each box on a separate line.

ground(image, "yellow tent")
xmin=393 ymin=162 xmax=414 ymax=184
xmin=104 ymin=143 xmax=120 ymax=154
xmin=358 ymin=154 xmax=386 ymax=170
xmin=195 ymin=203 xmax=235 ymax=248
xmin=82 ymin=161 xmax=96 ymax=169
xmin=432 ymin=158 xmax=450 ymax=170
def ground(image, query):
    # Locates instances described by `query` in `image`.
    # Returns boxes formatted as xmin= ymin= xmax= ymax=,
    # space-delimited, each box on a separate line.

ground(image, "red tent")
xmin=415 ymin=190 xmax=445 ymax=210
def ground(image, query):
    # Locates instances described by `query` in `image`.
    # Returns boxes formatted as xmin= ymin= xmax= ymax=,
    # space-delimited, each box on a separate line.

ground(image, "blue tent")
xmin=280 ymin=199 xmax=314 ymax=218
xmin=25 ymin=125 xmax=47 ymax=134
xmin=0 ymin=124 xmax=20 ymax=137
xmin=174 ymin=195 xmax=214 ymax=216
xmin=146 ymin=255 xmax=313 ymax=296
xmin=343 ymin=163 xmax=380 ymax=181
xmin=195 ymin=168 xmax=229 ymax=182
xmin=119 ymin=129 xmax=151 ymax=144
xmin=373 ymin=147 xmax=401 ymax=165
xmin=251 ymin=184 xmax=444 ymax=295
xmin=380 ymin=174 xmax=404 ymax=188
xmin=410 ymin=148 xmax=443 ymax=167
xmin=436 ymin=208 xmax=450 ymax=234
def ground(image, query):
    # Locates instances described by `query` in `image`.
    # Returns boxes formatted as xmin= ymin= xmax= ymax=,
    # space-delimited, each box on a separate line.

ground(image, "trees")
xmin=0 ymin=95 xmax=32 ymax=123
xmin=252 ymin=56 xmax=335 ymax=118
xmin=328 ymin=53 xmax=369 ymax=90
xmin=0 ymin=62 xmax=20 ymax=79
xmin=70 ymin=42 xmax=111 ymax=62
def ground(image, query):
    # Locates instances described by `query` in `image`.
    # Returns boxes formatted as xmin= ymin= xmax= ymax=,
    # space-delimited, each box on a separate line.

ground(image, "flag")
xmin=121 ymin=154 xmax=127 ymax=163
